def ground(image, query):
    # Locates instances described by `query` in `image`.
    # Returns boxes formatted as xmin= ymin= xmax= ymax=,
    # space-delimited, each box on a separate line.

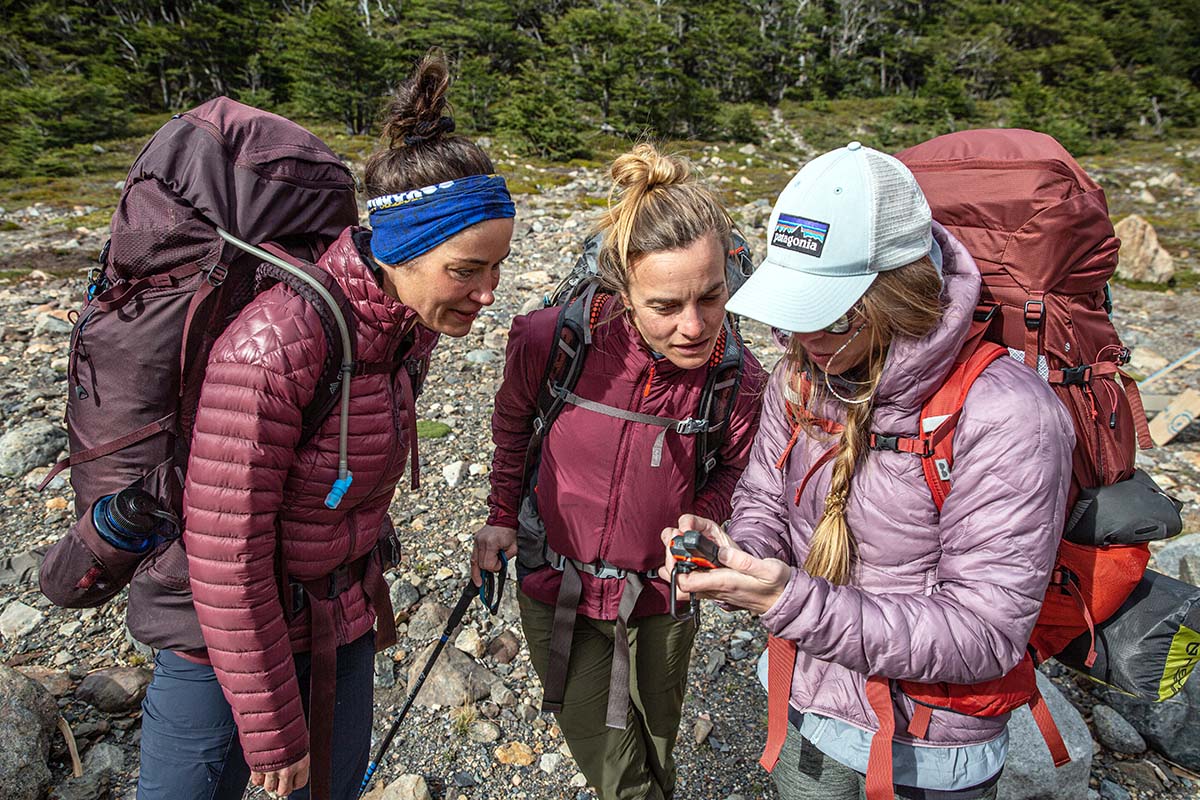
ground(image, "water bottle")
xmin=92 ymin=487 xmax=166 ymax=553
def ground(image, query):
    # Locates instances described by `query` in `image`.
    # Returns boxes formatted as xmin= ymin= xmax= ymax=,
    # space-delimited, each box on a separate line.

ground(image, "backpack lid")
xmin=896 ymin=129 xmax=1119 ymax=295
xmin=110 ymin=97 xmax=357 ymax=279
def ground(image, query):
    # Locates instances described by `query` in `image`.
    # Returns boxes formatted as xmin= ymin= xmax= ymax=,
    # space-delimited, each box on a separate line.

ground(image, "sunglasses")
xmin=822 ymin=306 xmax=859 ymax=335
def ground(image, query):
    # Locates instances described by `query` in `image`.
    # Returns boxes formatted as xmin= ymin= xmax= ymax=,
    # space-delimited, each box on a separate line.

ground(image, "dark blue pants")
xmin=138 ymin=632 xmax=375 ymax=800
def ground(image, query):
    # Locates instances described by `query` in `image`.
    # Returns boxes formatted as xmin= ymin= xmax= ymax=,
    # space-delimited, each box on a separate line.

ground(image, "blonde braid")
xmin=803 ymin=391 xmax=875 ymax=584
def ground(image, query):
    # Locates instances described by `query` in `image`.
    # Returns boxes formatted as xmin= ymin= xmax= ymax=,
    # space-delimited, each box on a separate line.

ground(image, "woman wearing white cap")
xmin=659 ymin=142 xmax=1076 ymax=799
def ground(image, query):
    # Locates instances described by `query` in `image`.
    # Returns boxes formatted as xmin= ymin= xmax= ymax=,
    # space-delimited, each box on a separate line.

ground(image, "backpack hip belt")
xmin=540 ymin=558 xmax=652 ymax=731
xmin=544 ymin=542 xmax=660 ymax=582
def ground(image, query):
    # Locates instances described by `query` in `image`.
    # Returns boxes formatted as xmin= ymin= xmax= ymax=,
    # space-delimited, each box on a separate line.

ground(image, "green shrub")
xmin=496 ymin=67 xmax=588 ymax=161
xmin=719 ymin=105 xmax=761 ymax=144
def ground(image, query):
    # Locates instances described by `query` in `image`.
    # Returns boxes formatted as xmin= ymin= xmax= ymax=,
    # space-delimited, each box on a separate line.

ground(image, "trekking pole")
xmin=358 ymin=554 xmax=507 ymax=797
xmin=1138 ymin=345 xmax=1200 ymax=388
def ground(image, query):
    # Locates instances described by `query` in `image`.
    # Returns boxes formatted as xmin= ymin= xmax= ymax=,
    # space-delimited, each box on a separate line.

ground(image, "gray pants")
xmin=772 ymin=723 xmax=1000 ymax=800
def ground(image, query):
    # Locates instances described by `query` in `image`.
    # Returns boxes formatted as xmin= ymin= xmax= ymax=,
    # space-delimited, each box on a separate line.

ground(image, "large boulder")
xmin=1152 ymin=532 xmax=1200 ymax=584
xmin=1098 ymin=663 xmax=1200 ymax=770
xmin=1114 ymin=215 xmax=1175 ymax=284
xmin=52 ymin=742 xmax=125 ymax=800
xmin=0 ymin=666 xmax=60 ymax=800
xmin=997 ymin=671 xmax=1092 ymax=800
xmin=406 ymin=641 xmax=495 ymax=708
xmin=0 ymin=422 xmax=68 ymax=477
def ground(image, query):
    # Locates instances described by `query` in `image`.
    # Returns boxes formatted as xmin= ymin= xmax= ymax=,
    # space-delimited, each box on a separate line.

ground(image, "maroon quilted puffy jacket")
xmin=182 ymin=227 xmax=438 ymax=772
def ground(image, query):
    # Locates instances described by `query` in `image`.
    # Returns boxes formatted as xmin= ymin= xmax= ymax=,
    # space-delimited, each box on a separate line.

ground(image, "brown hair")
xmin=594 ymin=143 xmax=732 ymax=295
xmin=788 ymin=255 xmax=945 ymax=584
xmin=363 ymin=50 xmax=495 ymax=200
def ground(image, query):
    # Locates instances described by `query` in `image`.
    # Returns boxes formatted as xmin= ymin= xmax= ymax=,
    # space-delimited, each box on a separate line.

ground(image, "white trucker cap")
xmin=726 ymin=141 xmax=933 ymax=332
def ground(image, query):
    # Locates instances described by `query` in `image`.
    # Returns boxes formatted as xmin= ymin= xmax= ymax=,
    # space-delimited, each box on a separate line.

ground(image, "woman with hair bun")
xmin=471 ymin=143 xmax=766 ymax=800
xmin=136 ymin=52 xmax=514 ymax=800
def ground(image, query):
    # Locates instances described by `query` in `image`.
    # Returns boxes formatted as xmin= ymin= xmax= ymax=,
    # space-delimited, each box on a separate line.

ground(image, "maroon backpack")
xmin=38 ymin=97 xmax=358 ymax=650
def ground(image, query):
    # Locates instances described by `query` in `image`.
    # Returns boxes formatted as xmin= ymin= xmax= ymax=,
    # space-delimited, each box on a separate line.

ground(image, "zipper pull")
xmin=643 ymin=361 xmax=656 ymax=398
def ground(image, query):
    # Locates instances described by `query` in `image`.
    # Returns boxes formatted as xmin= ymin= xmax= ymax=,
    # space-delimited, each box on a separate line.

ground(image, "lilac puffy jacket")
xmin=729 ymin=224 xmax=1075 ymax=748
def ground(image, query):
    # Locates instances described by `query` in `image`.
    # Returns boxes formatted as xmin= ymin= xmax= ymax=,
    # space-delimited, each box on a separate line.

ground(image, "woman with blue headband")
xmin=137 ymin=52 xmax=514 ymax=800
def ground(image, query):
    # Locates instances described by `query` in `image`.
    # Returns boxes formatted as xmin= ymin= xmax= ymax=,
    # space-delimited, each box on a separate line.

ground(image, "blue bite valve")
xmin=325 ymin=473 xmax=353 ymax=509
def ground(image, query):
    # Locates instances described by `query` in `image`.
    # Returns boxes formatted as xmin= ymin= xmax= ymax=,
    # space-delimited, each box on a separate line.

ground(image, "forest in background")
xmin=2 ymin=0 xmax=1199 ymax=174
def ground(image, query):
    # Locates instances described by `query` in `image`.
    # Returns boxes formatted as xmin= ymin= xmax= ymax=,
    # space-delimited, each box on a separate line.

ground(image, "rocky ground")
xmin=0 ymin=138 xmax=1199 ymax=800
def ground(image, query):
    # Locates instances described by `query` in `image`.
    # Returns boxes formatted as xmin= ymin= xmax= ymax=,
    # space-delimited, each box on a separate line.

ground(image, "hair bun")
xmin=381 ymin=51 xmax=454 ymax=149
xmin=610 ymin=143 xmax=691 ymax=194
xmin=405 ymin=116 xmax=455 ymax=146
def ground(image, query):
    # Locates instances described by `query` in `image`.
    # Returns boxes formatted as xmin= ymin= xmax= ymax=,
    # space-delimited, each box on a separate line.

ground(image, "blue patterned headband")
xmin=368 ymin=174 xmax=515 ymax=266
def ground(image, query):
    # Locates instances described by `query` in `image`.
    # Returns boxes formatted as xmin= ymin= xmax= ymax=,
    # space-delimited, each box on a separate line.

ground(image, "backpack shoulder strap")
xmin=694 ymin=316 xmax=744 ymax=491
xmin=520 ymin=281 xmax=606 ymax=491
xmin=867 ymin=316 xmax=1009 ymax=508
xmin=916 ymin=334 xmax=1008 ymax=511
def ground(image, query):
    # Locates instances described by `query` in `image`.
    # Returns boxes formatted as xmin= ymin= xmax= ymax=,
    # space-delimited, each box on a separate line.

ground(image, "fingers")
xmin=251 ymin=755 xmax=311 ymax=798
xmin=292 ymin=759 xmax=310 ymax=792
xmin=660 ymin=525 xmax=680 ymax=547
xmin=717 ymin=544 xmax=759 ymax=574
xmin=470 ymin=546 xmax=483 ymax=587
xmin=678 ymin=514 xmax=721 ymax=539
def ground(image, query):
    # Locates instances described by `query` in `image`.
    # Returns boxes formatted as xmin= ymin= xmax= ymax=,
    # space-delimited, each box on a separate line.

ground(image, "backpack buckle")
xmin=326 ymin=563 xmax=352 ymax=599
xmin=1059 ymin=364 xmax=1093 ymax=385
xmin=206 ymin=263 xmax=229 ymax=286
xmin=871 ymin=434 xmax=900 ymax=452
xmin=287 ymin=581 xmax=307 ymax=617
xmin=591 ymin=562 xmax=627 ymax=580
xmin=1023 ymin=300 xmax=1044 ymax=330
xmin=675 ymin=417 xmax=708 ymax=435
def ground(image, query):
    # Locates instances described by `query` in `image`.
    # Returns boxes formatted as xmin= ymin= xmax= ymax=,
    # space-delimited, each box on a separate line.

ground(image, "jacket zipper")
xmin=598 ymin=359 xmax=653 ymax=565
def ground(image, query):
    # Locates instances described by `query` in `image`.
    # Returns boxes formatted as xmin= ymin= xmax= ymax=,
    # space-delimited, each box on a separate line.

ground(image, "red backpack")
xmin=761 ymin=129 xmax=1175 ymax=797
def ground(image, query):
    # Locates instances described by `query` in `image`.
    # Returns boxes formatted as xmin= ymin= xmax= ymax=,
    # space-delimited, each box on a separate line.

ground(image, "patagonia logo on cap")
xmin=772 ymin=213 xmax=829 ymax=257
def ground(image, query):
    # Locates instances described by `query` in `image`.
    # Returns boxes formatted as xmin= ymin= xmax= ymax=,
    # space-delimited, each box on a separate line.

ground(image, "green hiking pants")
xmin=518 ymin=591 xmax=696 ymax=800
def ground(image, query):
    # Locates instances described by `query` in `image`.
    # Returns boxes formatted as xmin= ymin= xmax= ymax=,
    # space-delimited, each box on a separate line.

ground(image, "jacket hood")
xmin=870 ymin=222 xmax=981 ymax=434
